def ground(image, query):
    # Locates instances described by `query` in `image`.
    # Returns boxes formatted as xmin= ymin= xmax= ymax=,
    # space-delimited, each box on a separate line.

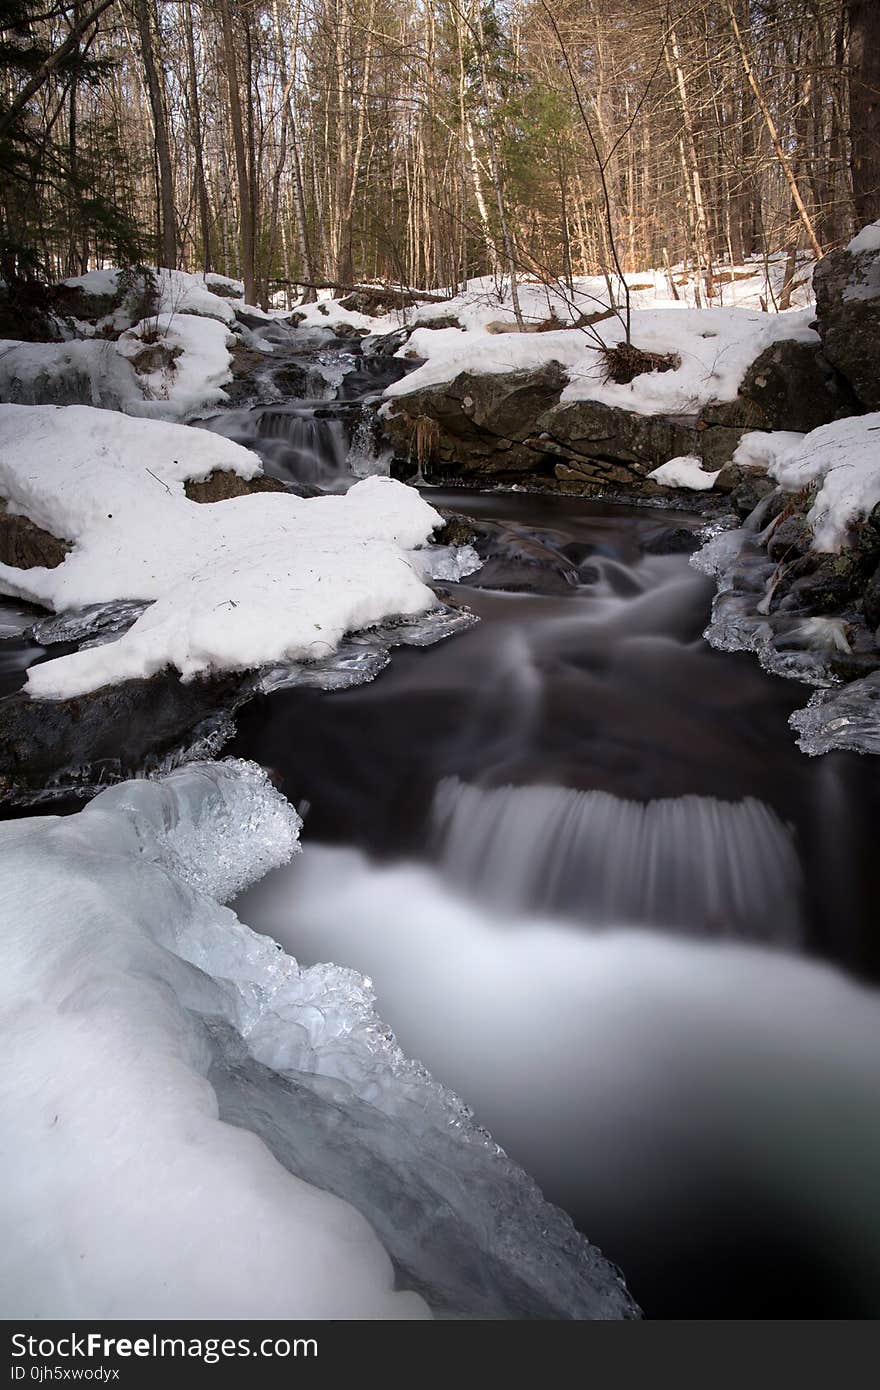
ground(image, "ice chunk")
xmin=790 ymin=672 xmax=880 ymax=756
xmin=0 ymin=759 xmax=636 ymax=1319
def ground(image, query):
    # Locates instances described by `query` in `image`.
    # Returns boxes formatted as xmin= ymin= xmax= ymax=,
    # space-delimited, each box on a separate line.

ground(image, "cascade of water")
xmin=431 ymin=777 xmax=805 ymax=942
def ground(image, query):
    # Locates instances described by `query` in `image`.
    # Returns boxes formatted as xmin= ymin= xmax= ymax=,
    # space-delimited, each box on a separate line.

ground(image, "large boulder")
xmin=535 ymin=399 xmax=740 ymax=490
xmin=0 ymin=667 xmax=249 ymax=802
xmin=386 ymin=364 xmax=737 ymax=493
xmin=813 ymin=227 xmax=880 ymax=410
xmin=0 ymin=500 xmax=69 ymax=569
xmin=385 ymin=363 xmax=568 ymax=478
xmin=700 ymin=338 xmax=857 ymax=432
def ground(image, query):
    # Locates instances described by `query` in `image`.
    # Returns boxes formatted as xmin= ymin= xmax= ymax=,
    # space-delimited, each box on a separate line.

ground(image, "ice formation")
xmin=0 ymin=405 xmax=456 ymax=699
xmin=0 ymin=758 xmax=636 ymax=1320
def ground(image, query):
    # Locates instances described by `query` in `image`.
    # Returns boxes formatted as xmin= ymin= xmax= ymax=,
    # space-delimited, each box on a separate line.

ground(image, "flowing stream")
xmin=4 ymin=330 xmax=879 ymax=1317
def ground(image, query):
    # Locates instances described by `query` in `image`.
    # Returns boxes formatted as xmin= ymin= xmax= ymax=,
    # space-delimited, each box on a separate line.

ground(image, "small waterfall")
xmin=431 ymin=778 xmax=804 ymax=943
xmin=255 ymin=406 xmax=351 ymax=489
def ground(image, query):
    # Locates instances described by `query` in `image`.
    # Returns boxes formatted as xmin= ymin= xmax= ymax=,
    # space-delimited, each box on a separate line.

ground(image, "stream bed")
xmin=2 ymin=331 xmax=878 ymax=1318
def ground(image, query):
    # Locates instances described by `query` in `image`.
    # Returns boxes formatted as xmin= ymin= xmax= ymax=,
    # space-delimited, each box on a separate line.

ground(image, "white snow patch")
xmin=387 ymin=307 xmax=818 ymax=419
xmin=648 ymin=455 xmax=720 ymax=490
xmin=0 ymin=404 xmax=445 ymax=698
xmin=116 ymin=313 xmax=233 ymax=418
xmin=847 ymin=221 xmax=880 ymax=255
xmin=731 ymin=429 xmax=807 ymax=472
xmin=769 ymin=413 xmax=880 ymax=551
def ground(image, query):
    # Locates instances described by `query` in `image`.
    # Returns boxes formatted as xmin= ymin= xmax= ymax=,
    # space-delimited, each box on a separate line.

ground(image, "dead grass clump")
xmin=599 ymin=342 xmax=680 ymax=385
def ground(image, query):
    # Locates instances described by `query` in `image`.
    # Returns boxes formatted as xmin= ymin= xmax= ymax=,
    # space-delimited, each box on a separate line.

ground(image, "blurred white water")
xmin=239 ymin=842 xmax=880 ymax=1311
xmin=431 ymin=778 xmax=805 ymax=941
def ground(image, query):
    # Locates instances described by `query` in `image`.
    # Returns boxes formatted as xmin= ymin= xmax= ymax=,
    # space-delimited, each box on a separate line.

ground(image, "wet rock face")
xmin=0 ymin=668 xmax=249 ymax=803
xmin=0 ymin=501 xmax=70 ymax=569
xmin=814 ymin=239 xmax=880 ymax=410
xmin=386 ymin=366 xmax=736 ymax=494
xmin=386 ymin=363 xmax=568 ymax=481
xmin=864 ymin=562 xmax=880 ymax=631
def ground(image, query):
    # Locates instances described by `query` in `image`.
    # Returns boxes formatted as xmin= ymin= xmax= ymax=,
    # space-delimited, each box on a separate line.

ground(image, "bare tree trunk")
xmin=726 ymin=1 xmax=823 ymax=258
xmin=216 ymin=0 xmax=255 ymax=301
xmin=848 ymin=0 xmax=880 ymax=226
xmin=183 ymin=3 xmax=211 ymax=273
xmin=133 ymin=0 xmax=176 ymax=268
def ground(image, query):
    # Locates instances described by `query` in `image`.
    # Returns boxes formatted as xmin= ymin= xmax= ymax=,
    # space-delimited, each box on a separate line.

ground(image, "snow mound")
xmin=847 ymin=221 xmax=880 ymax=256
xmin=0 ymin=312 xmax=234 ymax=423
xmin=0 ymin=338 xmax=143 ymax=412
xmin=769 ymin=413 xmax=880 ymax=551
xmin=116 ymin=313 xmax=234 ymax=418
xmin=648 ymin=455 xmax=720 ymax=490
xmin=0 ymin=758 xmax=636 ymax=1319
xmin=387 ymin=306 xmax=818 ymax=419
xmin=63 ymin=266 xmax=240 ymax=327
xmin=0 ymin=404 xmax=447 ymax=698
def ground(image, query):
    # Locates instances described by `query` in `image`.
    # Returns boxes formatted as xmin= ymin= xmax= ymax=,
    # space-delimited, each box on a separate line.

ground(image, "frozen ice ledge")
xmin=0 ymin=757 xmax=637 ymax=1320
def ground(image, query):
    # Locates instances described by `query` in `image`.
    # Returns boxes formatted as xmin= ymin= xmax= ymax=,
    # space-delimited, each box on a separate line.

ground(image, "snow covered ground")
xmin=0 ymin=757 xmax=634 ymax=1319
xmin=0 ymin=404 xmax=463 ymax=699
xmin=384 ymin=304 xmax=818 ymax=419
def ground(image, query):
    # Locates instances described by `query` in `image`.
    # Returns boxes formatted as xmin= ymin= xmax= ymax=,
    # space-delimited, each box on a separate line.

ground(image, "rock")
xmin=702 ymin=339 xmax=858 ymax=432
xmin=0 ymin=668 xmax=250 ymax=803
xmin=272 ymin=362 xmax=328 ymax=398
xmin=332 ymin=322 xmax=369 ymax=340
xmin=183 ymin=470 xmax=288 ymax=502
xmin=864 ymin=561 xmax=880 ymax=630
xmin=432 ymin=512 xmax=478 ymax=547
xmin=0 ymin=500 xmax=69 ymax=569
xmin=419 ymin=314 xmax=463 ymax=330
xmin=369 ymin=326 xmax=413 ymax=357
xmin=125 ymin=338 xmax=183 ymax=375
xmin=814 ymin=237 xmax=880 ymax=410
xmin=456 ymin=520 xmax=581 ymax=594
xmin=641 ymin=527 xmax=701 ymax=556
xmin=714 ymin=462 xmax=778 ymax=518
xmin=338 ymin=287 xmax=447 ymax=317
xmin=385 ymin=363 xmax=568 ymax=478
xmin=780 ymin=545 xmax=879 ymax=614
xmin=537 ymin=398 xmax=724 ymax=488
xmin=766 ymin=513 xmax=813 ymax=562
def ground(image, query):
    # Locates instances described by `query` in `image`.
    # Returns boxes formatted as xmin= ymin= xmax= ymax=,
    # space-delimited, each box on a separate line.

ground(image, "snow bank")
xmin=731 ymin=429 xmax=807 ymax=472
xmin=648 ymin=455 xmax=720 ymax=490
xmin=0 ymin=338 xmax=143 ymax=411
xmin=387 ymin=306 xmax=817 ymax=419
xmin=0 ymin=758 xmax=635 ymax=1318
xmin=0 ymin=404 xmax=446 ymax=698
xmin=769 ymin=413 xmax=880 ymax=551
xmin=63 ymin=266 xmax=239 ymax=327
xmin=116 ymin=313 xmax=234 ymax=418
xmin=0 ymin=313 xmax=234 ymax=423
